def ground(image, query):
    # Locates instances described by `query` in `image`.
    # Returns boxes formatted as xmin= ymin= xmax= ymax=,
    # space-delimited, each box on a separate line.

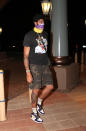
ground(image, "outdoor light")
xmin=83 ymin=45 xmax=86 ymax=48
xmin=41 ymin=0 xmax=52 ymax=15
xmin=0 ymin=27 xmax=2 ymax=34
xmin=85 ymin=19 xmax=86 ymax=25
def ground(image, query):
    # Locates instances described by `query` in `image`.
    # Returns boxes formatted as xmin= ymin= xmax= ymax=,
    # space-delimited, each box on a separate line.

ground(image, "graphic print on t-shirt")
xmin=35 ymin=36 xmax=47 ymax=54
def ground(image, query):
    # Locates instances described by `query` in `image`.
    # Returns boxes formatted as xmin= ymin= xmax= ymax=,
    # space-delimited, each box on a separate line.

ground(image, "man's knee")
xmin=46 ymin=85 xmax=54 ymax=91
xmin=32 ymin=88 xmax=40 ymax=95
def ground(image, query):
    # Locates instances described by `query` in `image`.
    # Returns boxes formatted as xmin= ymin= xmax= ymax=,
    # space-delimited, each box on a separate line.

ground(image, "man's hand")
xmin=26 ymin=72 xmax=33 ymax=84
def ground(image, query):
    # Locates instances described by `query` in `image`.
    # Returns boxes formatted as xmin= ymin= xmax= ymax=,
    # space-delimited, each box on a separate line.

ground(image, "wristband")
xmin=26 ymin=69 xmax=30 ymax=73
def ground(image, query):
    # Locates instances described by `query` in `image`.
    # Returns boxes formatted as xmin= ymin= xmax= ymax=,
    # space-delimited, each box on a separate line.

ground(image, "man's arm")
xmin=24 ymin=46 xmax=33 ymax=83
xmin=24 ymin=46 xmax=30 ymax=70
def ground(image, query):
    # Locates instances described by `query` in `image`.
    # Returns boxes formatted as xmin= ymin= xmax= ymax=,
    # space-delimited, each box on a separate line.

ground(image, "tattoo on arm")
xmin=31 ymin=92 xmax=38 ymax=104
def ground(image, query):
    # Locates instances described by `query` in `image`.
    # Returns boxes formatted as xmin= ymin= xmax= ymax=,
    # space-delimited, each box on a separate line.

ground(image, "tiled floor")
xmin=0 ymin=56 xmax=86 ymax=131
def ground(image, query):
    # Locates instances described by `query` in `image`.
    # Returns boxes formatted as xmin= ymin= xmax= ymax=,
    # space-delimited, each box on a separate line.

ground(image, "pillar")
xmin=51 ymin=0 xmax=71 ymax=65
xmin=51 ymin=0 xmax=79 ymax=91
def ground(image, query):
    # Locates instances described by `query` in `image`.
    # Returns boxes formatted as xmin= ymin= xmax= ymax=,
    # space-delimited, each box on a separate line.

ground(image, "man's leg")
xmin=29 ymin=64 xmax=43 ymax=123
xmin=31 ymin=88 xmax=43 ymax=123
xmin=39 ymin=85 xmax=54 ymax=100
xmin=37 ymin=85 xmax=54 ymax=114
xmin=39 ymin=65 xmax=54 ymax=100
xmin=31 ymin=88 xmax=39 ymax=108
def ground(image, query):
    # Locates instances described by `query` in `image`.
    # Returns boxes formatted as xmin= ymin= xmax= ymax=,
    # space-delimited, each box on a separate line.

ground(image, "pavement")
xmin=0 ymin=53 xmax=86 ymax=131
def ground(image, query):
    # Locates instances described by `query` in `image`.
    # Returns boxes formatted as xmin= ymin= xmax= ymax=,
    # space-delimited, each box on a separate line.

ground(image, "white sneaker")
xmin=30 ymin=112 xmax=43 ymax=123
xmin=37 ymin=104 xmax=45 ymax=115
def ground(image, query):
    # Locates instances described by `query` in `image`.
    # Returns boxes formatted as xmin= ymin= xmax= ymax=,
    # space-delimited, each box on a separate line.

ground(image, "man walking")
xmin=23 ymin=14 xmax=54 ymax=123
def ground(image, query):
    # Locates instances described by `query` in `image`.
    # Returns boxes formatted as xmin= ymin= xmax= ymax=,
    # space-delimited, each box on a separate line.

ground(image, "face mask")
xmin=35 ymin=24 xmax=44 ymax=29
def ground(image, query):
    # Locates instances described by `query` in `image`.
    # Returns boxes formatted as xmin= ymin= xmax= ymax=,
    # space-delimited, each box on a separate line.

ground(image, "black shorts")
xmin=29 ymin=64 xmax=53 ymax=89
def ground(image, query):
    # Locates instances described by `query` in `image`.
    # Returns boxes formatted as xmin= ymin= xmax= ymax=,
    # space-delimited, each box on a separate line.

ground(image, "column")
xmin=51 ymin=0 xmax=71 ymax=65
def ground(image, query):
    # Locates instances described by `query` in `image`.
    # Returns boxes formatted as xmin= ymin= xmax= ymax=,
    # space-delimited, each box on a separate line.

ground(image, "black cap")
xmin=33 ymin=14 xmax=44 ymax=22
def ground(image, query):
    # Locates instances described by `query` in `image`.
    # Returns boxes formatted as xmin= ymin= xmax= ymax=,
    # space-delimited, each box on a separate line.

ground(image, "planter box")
xmin=53 ymin=63 xmax=80 ymax=92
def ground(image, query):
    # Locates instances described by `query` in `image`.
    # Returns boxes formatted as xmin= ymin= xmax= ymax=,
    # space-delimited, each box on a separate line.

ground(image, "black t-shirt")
xmin=23 ymin=30 xmax=49 ymax=65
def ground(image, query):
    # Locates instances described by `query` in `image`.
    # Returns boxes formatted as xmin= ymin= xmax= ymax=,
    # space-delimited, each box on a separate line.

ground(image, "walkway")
xmin=0 ymin=53 xmax=86 ymax=131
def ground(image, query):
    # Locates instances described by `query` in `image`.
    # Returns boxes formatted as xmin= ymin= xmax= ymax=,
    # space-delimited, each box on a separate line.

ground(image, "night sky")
xmin=0 ymin=0 xmax=42 ymax=45
xmin=0 ymin=0 xmax=86 ymax=52
xmin=68 ymin=0 xmax=86 ymax=42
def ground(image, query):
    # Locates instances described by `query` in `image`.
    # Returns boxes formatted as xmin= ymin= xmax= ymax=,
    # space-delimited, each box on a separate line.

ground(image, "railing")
xmin=0 ymin=70 xmax=7 ymax=121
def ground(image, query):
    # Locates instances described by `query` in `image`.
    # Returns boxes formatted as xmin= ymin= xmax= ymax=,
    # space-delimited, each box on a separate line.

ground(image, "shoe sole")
xmin=30 ymin=117 xmax=43 ymax=123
